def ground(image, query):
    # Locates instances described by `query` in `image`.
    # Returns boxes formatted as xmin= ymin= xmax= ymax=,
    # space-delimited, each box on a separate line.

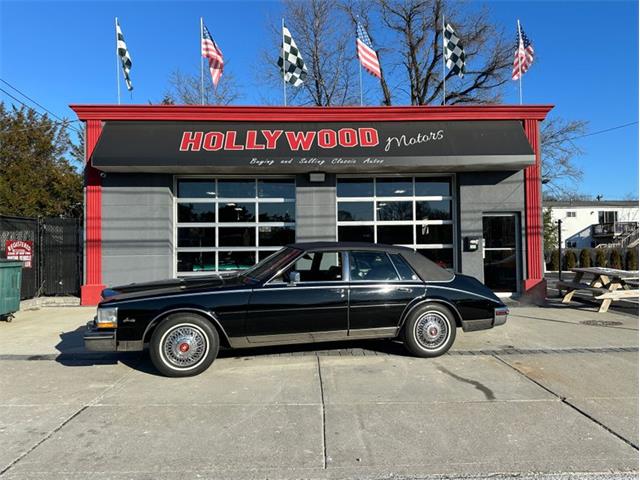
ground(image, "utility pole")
xmin=557 ymin=219 xmax=563 ymax=289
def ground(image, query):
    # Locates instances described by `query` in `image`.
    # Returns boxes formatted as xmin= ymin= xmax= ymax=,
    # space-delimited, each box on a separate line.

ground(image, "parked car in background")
xmin=84 ymin=242 xmax=508 ymax=377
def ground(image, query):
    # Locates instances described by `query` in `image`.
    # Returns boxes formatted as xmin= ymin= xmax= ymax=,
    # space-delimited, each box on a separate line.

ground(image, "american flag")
xmin=356 ymin=21 xmax=381 ymax=78
xmin=201 ymin=23 xmax=224 ymax=87
xmin=512 ymin=22 xmax=534 ymax=81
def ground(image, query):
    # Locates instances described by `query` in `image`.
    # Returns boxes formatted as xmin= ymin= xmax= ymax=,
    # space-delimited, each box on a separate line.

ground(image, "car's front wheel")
xmin=149 ymin=314 xmax=219 ymax=377
xmin=403 ymin=304 xmax=457 ymax=358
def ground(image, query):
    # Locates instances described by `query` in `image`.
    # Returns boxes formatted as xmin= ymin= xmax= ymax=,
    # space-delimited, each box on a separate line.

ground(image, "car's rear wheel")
xmin=149 ymin=314 xmax=219 ymax=377
xmin=403 ymin=304 xmax=457 ymax=358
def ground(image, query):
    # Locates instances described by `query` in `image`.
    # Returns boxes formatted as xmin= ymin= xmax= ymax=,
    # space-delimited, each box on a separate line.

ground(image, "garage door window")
xmin=337 ymin=176 xmax=455 ymax=269
xmin=175 ymin=177 xmax=296 ymax=274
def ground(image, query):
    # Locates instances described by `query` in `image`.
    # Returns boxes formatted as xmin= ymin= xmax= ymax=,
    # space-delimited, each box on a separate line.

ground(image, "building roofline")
xmin=69 ymin=104 xmax=554 ymax=122
xmin=545 ymin=200 xmax=638 ymax=208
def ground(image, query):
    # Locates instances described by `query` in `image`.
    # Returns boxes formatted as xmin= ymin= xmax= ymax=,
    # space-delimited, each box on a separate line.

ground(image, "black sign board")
xmin=91 ymin=120 xmax=535 ymax=172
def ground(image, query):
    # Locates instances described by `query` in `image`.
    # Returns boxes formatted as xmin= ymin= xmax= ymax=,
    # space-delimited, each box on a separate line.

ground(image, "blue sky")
xmin=0 ymin=0 xmax=637 ymax=198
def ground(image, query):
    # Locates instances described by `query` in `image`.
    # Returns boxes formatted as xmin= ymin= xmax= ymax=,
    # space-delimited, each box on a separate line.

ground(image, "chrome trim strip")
xmin=343 ymin=251 xmax=351 ymax=282
xmin=235 ymin=326 xmax=399 ymax=348
xmin=348 ymin=283 xmax=424 ymax=288
xmin=258 ymin=284 xmax=348 ymax=291
xmin=386 ymin=252 xmax=402 ymax=280
xmin=348 ymin=327 xmax=398 ymax=338
xmin=142 ymin=307 xmax=232 ymax=345
xmin=427 ymin=285 xmax=499 ymax=303
xmin=249 ymin=305 xmax=347 ymax=314
xmin=245 ymin=330 xmax=349 ymax=345
xmin=110 ymin=289 xmax=250 ymax=304
xmin=349 ymin=303 xmax=407 ymax=309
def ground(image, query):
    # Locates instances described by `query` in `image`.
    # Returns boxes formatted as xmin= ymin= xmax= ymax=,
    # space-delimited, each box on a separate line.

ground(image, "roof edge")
xmin=69 ymin=104 xmax=554 ymax=122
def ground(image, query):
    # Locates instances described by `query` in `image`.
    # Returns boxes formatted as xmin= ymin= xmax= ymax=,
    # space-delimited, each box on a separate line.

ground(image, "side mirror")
xmin=288 ymin=271 xmax=301 ymax=285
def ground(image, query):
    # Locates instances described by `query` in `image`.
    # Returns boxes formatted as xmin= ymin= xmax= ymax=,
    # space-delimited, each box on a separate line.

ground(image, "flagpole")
xmin=359 ymin=63 xmax=363 ymax=106
xmin=115 ymin=17 xmax=121 ymax=105
xmin=517 ymin=19 xmax=523 ymax=105
xmin=282 ymin=18 xmax=287 ymax=106
xmin=200 ymin=18 xmax=205 ymax=105
xmin=442 ymin=14 xmax=446 ymax=105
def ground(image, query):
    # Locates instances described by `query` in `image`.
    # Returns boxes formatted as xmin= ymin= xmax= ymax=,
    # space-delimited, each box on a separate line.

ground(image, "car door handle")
xmin=397 ymin=287 xmax=413 ymax=293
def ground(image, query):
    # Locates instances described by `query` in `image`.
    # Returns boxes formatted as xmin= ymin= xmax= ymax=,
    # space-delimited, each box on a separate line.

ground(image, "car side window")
xmin=349 ymin=251 xmax=399 ymax=282
xmin=389 ymin=253 xmax=420 ymax=281
xmin=279 ymin=251 xmax=343 ymax=282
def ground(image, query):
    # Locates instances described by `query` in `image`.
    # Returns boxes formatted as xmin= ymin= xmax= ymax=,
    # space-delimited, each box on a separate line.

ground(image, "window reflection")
xmin=416 ymin=200 xmax=451 ymax=220
xmin=177 ymin=180 xmax=216 ymax=198
xmin=218 ymin=179 xmax=256 ymax=198
xmin=337 ymin=178 xmax=373 ymax=197
xmin=338 ymin=202 xmax=373 ymax=221
xmin=377 ymin=201 xmax=412 ymax=221
xmin=178 ymin=203 xmax=216 ymax=223
xmin=218 ymin=203 xmax=255 ymax=222
xmin=259 ymin=202 xmax=295 ymax=222
xmin=219 ymin=227 xmax=256 ymax=247
xmin=376 ymin=178 xmax=412 ymax=197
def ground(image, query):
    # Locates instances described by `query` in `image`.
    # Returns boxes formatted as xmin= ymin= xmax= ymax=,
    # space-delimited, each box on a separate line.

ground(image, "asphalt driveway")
xmin=0 ymin=300 xmax=637 ymax=479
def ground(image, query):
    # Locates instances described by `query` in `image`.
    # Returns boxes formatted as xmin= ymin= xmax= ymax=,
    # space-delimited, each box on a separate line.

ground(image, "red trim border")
xmin=70 ymin=104 xmax=553 ymax=122
xmin=81 ymin=119 xmax=105 ymax=305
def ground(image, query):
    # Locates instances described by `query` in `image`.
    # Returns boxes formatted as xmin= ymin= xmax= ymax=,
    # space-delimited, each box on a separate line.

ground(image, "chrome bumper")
xmin=84 ymin=321 xmax=116 ymax=352
xmin=494 ymin=307 xmax=509 ymax=327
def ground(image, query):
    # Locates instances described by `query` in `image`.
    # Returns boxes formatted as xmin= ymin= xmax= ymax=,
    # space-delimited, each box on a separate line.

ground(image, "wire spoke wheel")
xmin=414 ymin=311 xmax=450 ymax=350
xmin=161 ymin=324 xmax=209 ymax=369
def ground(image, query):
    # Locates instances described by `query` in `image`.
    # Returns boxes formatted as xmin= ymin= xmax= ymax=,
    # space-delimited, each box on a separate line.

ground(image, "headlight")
xmin=96 ymin=307 xmax=118 ymax=328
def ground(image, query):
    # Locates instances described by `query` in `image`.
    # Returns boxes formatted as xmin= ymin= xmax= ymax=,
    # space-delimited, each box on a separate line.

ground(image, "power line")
xmin=549 ymin=121 xmax=638 ymax=145
xmin=0 ymin=78 xmax=67 ymax=123
xmin=0 ymin=86 xmax=83 ymax=135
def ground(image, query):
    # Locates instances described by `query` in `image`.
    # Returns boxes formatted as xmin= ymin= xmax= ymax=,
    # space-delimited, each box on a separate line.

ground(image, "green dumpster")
xmin=0 ymin=260 xmax=22 ymax=320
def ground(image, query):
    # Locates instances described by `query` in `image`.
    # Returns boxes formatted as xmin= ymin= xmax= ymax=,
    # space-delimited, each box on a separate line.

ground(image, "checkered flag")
xmin=115 ymin=19 xmax=133 ymax=91
xmin=278 ymin=24 xmax=307 ymax=87
xmin=443 ymin=23 xmax=465 ymax=78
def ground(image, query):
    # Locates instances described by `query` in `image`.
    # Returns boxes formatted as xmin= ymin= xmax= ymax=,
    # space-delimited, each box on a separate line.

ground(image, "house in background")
xmin=547 ymin=200 xmax=639 ymax=250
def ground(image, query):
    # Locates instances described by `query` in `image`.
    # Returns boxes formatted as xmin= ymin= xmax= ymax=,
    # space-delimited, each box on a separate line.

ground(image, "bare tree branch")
xmin=540 ymin=118 xmax=589 ymax=197
xmin=163 ymin=68 xmax=242 ymax=105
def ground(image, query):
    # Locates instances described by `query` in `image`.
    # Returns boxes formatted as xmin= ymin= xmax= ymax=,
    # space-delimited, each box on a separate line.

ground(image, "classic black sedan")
xmin=85 ymin=242 xmax=508 ymax=377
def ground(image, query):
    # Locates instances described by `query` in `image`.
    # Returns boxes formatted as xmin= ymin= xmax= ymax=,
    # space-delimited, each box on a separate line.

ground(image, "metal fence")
xmin=0 ymin=216 xmax=82 ymax=299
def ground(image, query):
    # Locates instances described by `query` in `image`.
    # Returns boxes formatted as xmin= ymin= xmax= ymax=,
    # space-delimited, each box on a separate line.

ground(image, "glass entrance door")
xmin=482 ymin=214 xmax=520 ymax=293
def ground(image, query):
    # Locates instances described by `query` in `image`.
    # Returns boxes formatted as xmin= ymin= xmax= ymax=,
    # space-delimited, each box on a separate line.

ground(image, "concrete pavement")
xmin=0 ymin=302 xmax=637 ymax=479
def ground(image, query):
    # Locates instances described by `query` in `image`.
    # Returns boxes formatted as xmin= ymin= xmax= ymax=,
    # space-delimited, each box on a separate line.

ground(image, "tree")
xmin=374 ymin=0 xmax=512 ymax=105
xmin=163 ymin=68 xmax=242 ymax=105
xmin=542 ymin=207 xmax=558 ymax=251
xmin=263 ymin=0 xmax=359 ymax=106
xmin=0 ymin=103 xmax=82 ymax=218
xmin=540 ymin=118 xmax=589 ymax=197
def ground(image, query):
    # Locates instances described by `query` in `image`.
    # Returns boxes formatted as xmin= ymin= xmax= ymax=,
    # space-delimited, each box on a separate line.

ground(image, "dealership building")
xmin=70 ymin=104 xmax=552 ymax=305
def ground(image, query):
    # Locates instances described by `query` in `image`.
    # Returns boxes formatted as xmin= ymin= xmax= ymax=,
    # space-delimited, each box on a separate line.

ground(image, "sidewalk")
xmin=0 ymin=303 xmax=637 ymax=479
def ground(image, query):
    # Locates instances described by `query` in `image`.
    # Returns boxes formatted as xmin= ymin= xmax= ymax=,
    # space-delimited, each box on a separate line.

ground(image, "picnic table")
xmin=558 ymin=267 xmax=639 ymax=313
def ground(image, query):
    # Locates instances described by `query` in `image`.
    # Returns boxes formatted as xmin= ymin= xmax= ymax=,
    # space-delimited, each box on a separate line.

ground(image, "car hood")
xmin=100 ymin=272 xmax=250 ymax=303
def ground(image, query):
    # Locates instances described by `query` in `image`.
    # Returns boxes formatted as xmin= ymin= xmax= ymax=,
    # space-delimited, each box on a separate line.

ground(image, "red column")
xmin=523 ymin=118 xmax=546 ymax=298
xmin=80 ymin=119 xmax=105 ymax=305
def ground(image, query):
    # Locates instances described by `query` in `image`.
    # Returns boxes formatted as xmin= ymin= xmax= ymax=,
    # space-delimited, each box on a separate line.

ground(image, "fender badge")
xmin=122 ymin=317 xmax=136 ymax=324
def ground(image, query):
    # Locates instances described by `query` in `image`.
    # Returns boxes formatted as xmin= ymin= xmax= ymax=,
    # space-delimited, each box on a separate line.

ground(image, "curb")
xmin=20 ymin=296 xmax=81 ymax=310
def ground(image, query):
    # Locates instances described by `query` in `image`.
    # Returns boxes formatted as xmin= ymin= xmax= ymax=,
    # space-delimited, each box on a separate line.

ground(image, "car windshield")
xmin=239 ymin=247 xmax=301 ymax=283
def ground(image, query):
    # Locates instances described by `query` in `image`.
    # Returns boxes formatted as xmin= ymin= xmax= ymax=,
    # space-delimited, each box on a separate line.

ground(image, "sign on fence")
xmin=6 ymin=240 xmax=33 ymax=268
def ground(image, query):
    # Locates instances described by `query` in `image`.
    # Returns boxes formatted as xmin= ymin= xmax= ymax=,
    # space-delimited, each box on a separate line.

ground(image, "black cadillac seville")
xmin=85 ymin=242 xmax=508 ymax=377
